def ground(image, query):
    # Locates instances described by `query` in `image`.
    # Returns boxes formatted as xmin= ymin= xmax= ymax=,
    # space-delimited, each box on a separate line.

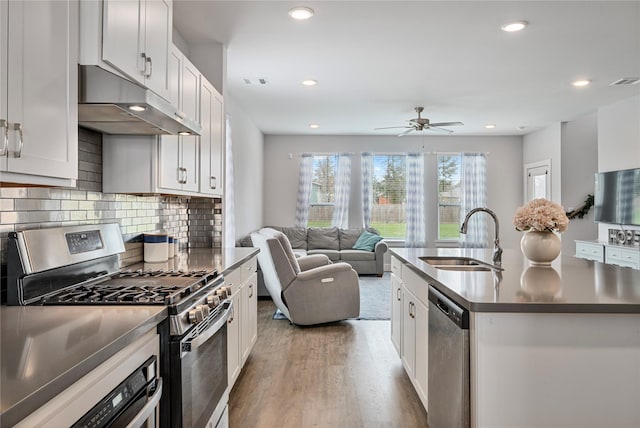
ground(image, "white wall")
xmin=560 ymin=113 xmax=598 ymax=254
xmin=228 ymin=96 xmax=264 ymax=240
xmin=263 ymin=134 xmax=523 ymax=249
xmin=522 ymin=123 xmax=562 ymax=204
xmin=596 ymin=94 xmax=640 ymax=240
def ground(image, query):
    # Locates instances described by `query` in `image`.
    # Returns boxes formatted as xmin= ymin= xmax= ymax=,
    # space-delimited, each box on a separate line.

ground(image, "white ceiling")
xmin=173 ymin=1 xmax=640 ymax=136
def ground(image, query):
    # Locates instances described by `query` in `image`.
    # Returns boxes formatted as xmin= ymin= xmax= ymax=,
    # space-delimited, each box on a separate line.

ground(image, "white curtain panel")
xmin=295 ymin=154 xmax=314 ymax=228
xmin=332 ymin=153 xmax=351 ymax=229
xmin=405 ymin=152 xmax=426 ymax=248
xmin=361 ymin=152 xmax=373 ymax=228
xmin=224 ymin=114 xmax=235 ymax=247
xmin=460 ymin=153 xmax=488 ymax=248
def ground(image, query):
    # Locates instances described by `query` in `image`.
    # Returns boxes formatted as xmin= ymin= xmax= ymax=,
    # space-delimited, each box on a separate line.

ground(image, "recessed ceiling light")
xmin=572 ymin=79 xmax=591 ymax=87
xmin=309 ymin=124 xmax=320 ymax=129
xmin=302 ymin=79 xmax=318 ymax=86
xmin=178 ymin=131 xmax=192 ymax=136
xmin=289 ymin=7 xmax=314 ymax=20
xmin=485 ymin=124 xmax=496 ymax=129
xmin=501 ymin=21 xmax=528 ymax=32
xmin=128 ymin=105 xmax=147 ymax=112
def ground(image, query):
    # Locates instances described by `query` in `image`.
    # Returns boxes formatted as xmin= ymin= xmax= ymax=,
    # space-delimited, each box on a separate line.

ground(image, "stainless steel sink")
xmin=435 ymin=265 xmax=491 ymax=272
xmin=419 ymin=256 xmax=497 ymax=271
xmin=419 ymin=257 xmax=480 ymax=266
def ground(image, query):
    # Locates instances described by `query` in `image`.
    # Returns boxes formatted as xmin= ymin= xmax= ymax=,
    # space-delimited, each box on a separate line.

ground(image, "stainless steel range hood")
xmin=78 ymin=65 xmax=202 ymax=136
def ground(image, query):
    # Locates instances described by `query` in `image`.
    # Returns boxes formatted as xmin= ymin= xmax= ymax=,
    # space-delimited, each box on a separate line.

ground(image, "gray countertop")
xmin=127 ymin=246 xmax=259 ymax=276
xmin=0 ymin=247 xmax=258 ymax=425
xmin=0 ymin=305 xmax=167 ymax=426
xmin=390 ymin=248 xmax=640 ymax=313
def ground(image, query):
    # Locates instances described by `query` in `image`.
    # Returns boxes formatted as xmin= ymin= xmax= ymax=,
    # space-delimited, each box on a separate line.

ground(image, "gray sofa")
xmin=237 ymin=226 xmax=388 ymax=297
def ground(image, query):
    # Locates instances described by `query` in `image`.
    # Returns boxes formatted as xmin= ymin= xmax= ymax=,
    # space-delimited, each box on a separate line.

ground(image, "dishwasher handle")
xmin=428 ymin=285 xmax=469 ymax=329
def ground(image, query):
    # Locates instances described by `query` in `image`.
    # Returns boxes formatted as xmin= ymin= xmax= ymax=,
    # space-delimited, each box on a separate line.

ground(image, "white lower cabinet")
xmin=391 ymin=255 xmax=428 ymax=411
xmin=227 ymin=256 xmax=258 ymax=388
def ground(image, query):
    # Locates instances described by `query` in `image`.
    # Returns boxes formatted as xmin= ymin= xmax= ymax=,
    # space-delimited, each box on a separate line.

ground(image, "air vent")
xmin=242 ymin=78 xmax=269 ymax=85
xmin=609 ymin=77 xmax=640 ymax=86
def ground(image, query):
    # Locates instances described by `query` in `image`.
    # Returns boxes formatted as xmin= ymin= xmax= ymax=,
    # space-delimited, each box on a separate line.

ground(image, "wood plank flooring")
xmin=229 ymin=299 xmax=429 ymax=428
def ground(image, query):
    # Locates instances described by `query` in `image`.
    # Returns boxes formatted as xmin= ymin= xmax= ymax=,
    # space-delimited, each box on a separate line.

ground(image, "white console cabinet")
xmin=575 ymin=240 xmax=639 ymax=269
xmin=0 ymin=0 xmax=78 ymax=187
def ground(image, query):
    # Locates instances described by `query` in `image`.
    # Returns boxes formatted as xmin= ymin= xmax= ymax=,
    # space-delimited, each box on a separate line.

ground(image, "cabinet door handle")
xmin=11 ymin=123 xmax=23 ymax=158
xmin=139 ymin=52 xmax=147 ymax=73
xmin=396 ymin=288 xmax=401 ymax=301
xmin=249 ymin=284 xmax=253 ymax=298
xmin=210 ymin=176 xmax=216 ymax=189
xmin=0 ymin=119 xmax=7 ymax=156
xmin=183 ymin=167 xmax=188 ymax=184
xmin=145 ymin=56 xmax=153 ymax=78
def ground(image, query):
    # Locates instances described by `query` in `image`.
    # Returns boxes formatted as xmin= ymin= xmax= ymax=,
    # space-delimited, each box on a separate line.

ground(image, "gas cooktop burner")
xmin=40 ymin=269 xmax=220 ymax=306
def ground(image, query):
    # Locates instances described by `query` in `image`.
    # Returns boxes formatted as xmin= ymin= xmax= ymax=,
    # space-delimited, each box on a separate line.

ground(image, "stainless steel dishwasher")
xmin=428 ymin=286 xmax=470 ymax=428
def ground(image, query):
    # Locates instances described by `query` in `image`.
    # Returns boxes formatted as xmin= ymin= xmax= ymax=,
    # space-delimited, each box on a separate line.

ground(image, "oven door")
xmin=170 ymin=300 xmax=232 ymax=428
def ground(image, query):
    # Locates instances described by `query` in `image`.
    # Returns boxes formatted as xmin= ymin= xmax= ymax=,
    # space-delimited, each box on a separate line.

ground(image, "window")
xmin=371 ymin=155 xmax=407 ymax=238
xmin=437 ymin=154 xmax=461 ymax=240
xmin=308 ymin=155 xmax=336 ymax=227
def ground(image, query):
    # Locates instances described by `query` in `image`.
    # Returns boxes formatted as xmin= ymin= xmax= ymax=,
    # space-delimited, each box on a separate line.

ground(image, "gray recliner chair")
xmin=250 ymin=228 xmax=360 ymax=325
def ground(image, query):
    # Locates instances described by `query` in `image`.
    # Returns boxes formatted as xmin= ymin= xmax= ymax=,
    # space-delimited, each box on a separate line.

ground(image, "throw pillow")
xmin=352 ymin=230 xmax=383 ymax=252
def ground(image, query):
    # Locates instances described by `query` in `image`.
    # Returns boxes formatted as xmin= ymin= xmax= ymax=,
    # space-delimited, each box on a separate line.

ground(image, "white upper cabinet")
xmin=0 ymin=0 xmax=78 ymax=186
xmin=102 ymin=0 xmax=171 ymax=101
xmin=158 ymin=47 xmax=200 ymax=193
xmin=199 ymin=78 xmax=224 ymax=196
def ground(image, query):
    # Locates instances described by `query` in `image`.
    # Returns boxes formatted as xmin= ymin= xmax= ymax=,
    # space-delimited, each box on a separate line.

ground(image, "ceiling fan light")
xmin=501 ymin=21 xmax=528 ymax=32
xmin=289 ymin=7 xmax=314 ymax=20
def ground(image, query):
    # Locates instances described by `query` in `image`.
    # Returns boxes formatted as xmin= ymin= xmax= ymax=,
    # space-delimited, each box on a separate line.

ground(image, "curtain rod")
xmin=424 ymin=151 xmax=490 ymax=156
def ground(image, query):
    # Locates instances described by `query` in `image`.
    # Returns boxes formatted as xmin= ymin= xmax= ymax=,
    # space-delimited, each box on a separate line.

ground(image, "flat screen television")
xmin=594 ymin=167 xmax=640 ymax=225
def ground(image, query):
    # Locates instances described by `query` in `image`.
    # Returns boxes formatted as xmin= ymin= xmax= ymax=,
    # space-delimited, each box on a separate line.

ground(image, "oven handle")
xmin=186 ymin=301 xmax=232 ymax=353
xmin=125 ymin=377 xmax=163 ymax=428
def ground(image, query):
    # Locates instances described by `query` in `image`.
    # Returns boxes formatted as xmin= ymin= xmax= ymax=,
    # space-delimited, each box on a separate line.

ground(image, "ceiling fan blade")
xmin=374 ymin=126 xmax=413 ymax=130
xmin=397 ymin=128 xmax=415 ymax=137
xmin=429 ymin=121 xmax=463 ymax=127
xmin=426 ymin=126 xmax=454 ymax=134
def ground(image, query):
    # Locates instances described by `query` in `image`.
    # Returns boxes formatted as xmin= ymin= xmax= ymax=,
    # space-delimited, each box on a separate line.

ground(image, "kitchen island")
xmin=390 ymin=248 xmax=640 ymax=428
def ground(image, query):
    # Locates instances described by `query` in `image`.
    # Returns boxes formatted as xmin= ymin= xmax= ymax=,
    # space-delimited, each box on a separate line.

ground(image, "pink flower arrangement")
xmin=513 ymin=198 xmax=569 ymax=233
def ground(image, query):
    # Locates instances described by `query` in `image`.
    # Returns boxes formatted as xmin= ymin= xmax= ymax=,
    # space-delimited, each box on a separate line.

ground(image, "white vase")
xmin=520 ymin=230 xmax=561 ymax=265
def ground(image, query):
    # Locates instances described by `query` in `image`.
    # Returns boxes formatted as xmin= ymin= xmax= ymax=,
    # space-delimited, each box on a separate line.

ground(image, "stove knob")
xmin=188 ymin=308 xmax=204 ymax=324
xmin=207 ymin=294 xmax=220 ymax=308
xmin=198 ymin=304 xmax=210 ymax=318
xmin=216 ymin=287 xmax=228 ymax=299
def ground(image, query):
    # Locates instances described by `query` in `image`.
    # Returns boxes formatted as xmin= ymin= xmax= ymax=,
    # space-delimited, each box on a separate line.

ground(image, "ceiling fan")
xmin=375 ymin=107 xmax=463 ymax=136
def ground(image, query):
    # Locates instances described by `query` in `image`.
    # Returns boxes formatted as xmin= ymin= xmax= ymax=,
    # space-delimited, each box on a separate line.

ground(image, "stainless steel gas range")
xmin=5 ymin=223 xmax=232 ymax=428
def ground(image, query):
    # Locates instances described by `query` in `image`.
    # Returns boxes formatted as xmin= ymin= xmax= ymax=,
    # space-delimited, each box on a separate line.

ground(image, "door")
xmin=414 ymin=299 xmax=428 ymax=409
xmin=102 ymin=0 xmax=143 ymax=82
xmin=525 ymin=160 xmax=551 ymax=202
xmin=5 ymin=0 xmax=77 ymax=179
xmin=390 ymin=272 xmax=402 ymax=355
xmin=241 ymin=274 xmax=257 ymax=364
xmin=227 ymin=290 xmax=241 ymax=387
xmin=401 ymin=285 xmax=416 ymax=379
xmin=143 ymin=0 xmax=171 ymax=100
xmin=199 ymin=78 xmax=224 ymax=196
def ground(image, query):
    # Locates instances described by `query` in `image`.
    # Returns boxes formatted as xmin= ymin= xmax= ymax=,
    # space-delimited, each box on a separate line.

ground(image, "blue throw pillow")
xmin=352 ymin=230 xmax=383 ymax=252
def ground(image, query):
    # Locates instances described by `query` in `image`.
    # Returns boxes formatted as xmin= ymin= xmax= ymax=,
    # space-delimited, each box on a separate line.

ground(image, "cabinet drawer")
xmin=605 ymin=247 xmax=640 ymax=269
xmin=241 ymin=257 xmax=257 ymax=282
xmin=575 ymin=242 xmax=604 ymax=262
xmin=401 ymin=265 xmax=428 ymax=306
xmin=391 ymin=256 xmax=402 ymax=276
